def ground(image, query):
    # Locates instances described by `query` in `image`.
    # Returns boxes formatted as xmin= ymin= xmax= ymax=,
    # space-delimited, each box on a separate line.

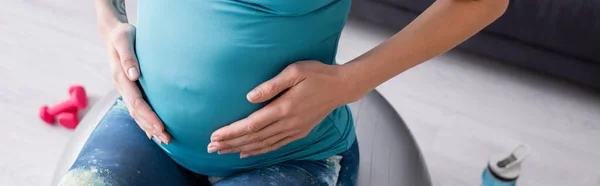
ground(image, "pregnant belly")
xmin=134 ymin=0 xmax=351 ymax=176
xmin=137 ymin=40 xmax=342 ymax=175
xmin=141 ymin=67 xmax=266 ymax=145
xmin=135 ymin=23 xmax=343 ymax=176
xmin=137 ymin=41 xmax=294 ymax=162
xmin=139 ymin=46 xmax=285 ymax=139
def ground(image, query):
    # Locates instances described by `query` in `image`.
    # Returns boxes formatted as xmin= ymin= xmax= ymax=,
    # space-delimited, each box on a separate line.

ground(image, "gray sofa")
xmin=350 ymin=0 xmax=600 ymax=89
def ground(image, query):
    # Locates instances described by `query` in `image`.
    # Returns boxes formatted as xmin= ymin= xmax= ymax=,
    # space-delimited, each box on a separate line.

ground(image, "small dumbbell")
xmin=39 ymin=85 xmax=88 ymax=124
xmin=57 ymin=111 xmax=79 ymax=129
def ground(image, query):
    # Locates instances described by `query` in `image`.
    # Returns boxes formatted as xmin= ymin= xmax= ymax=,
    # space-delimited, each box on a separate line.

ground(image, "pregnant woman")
xmin=60 ymin=0 xmax=508 ymax=185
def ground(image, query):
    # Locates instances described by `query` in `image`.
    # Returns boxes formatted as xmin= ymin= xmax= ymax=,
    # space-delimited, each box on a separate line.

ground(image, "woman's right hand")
xmin=105 ymin=23 xmax=171 ymax=144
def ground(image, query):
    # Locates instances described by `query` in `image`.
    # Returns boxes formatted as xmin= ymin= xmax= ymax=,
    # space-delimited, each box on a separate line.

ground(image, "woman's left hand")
xmin=208 ymin=60 xmax=366 ymax=158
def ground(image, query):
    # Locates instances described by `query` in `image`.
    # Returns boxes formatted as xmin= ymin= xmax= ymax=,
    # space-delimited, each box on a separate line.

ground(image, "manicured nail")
xmin=211 ymin=135 xmax=222 ymax=141
xmin=218 ymin=149 xmax=231 ymax=155
xmin=128 ymin=67 xmax=139 ymax=80
xmin=153 ymin=135 xmax=162 ymax=144
xmin=240 ymin=153 xmax=249 ymax=159
xmin=208 ymin=146 xmax=217 ymax=153
xmin=159 ymin=136 xmax=168 ymax=144
xmin=246 ymin=90 xmax=260 ymax=101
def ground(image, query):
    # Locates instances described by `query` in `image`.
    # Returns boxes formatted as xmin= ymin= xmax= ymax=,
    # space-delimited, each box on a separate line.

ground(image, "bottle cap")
xmin=488 ymin=145 xmax=530 ymax=180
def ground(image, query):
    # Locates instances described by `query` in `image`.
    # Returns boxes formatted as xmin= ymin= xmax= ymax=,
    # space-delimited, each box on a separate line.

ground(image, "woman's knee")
xmin=58 ymin=166 xmax=118 ymax=186
xmin=60 ymin=100 xmax=155 ymax=185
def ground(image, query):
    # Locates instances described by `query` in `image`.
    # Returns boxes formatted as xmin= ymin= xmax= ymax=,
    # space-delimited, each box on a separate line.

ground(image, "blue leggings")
xmin=59 ymin=99 xmax=359 ymax=186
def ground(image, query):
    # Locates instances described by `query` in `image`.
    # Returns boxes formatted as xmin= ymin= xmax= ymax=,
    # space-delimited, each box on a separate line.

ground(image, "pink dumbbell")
xmin=57 ymin=111 xmax=79 ymax=129
xmin=39 ymin=85 xmax=88 ymax=124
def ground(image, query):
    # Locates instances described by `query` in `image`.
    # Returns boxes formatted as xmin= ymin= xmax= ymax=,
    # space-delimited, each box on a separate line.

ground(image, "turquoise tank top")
xmin=136 ymin=0 xmax=355 ymax=176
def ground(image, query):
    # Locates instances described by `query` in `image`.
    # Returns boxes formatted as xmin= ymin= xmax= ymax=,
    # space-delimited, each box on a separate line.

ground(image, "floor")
xmin=1 ymin=1 xmax=599 ymax=186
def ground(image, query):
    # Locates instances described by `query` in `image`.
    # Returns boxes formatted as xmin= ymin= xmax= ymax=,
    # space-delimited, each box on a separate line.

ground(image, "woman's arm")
xmin=95 ymin=0 xmax=172 ymax=143
xmin=95 ymin=0 xmax=128 ymax=41
xmin=209 ymin=0 xmax=509 ymax=157
xmin=343 ymin=0 xmax=510 ymax=100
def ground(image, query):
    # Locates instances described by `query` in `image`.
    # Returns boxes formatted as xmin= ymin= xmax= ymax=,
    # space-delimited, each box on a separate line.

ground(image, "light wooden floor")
xmin=1 ymin=1 xmax=599 ymax=186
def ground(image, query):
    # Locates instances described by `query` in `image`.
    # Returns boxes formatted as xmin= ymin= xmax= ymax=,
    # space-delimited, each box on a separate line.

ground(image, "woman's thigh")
xmin=212 ymin=155 xmax=342 ymax=186
xmin=59 ymin=99 xmax=209 ymax=186
xmin=214 ymin=140 xmax=360 ymax=186
xmin=336 ymin=139 xmax=359 ymax=186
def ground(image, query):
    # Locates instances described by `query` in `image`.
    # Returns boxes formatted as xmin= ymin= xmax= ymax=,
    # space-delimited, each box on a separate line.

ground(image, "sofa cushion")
xmin=375 ymin=0 xmax=600 ymax=64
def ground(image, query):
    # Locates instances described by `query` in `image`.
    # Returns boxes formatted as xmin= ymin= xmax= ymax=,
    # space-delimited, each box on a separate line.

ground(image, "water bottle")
xmin=482 ymin=145 xmax=530 ymax=186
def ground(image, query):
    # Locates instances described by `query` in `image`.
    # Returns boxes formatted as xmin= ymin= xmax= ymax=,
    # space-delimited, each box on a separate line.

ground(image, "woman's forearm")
xmin=95 ymin=0 xmax=129 ymax=41
xmin=343 ymin=0 xmax=509 ymax=97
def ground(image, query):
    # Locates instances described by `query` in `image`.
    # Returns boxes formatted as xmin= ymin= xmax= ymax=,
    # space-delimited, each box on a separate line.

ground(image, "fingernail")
xmin=247 ymin=90 xmax=260 ymax=101
xmin=240 ymin=153 xmax=249 ymax=159
xmin=159 ymin=136 xmax=168 ymax=144
xmin=219 ymin=150 xmax=231 ymax=154
xmin=211 ymin=135 xmax=222 ymax=141
xmin=128 ymin=67 xmax=139 ymax=80
xmin=208 ymin=146 xmax=217 ymax=153
xmin=153 ymin=135 xmax=162 ymax=144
